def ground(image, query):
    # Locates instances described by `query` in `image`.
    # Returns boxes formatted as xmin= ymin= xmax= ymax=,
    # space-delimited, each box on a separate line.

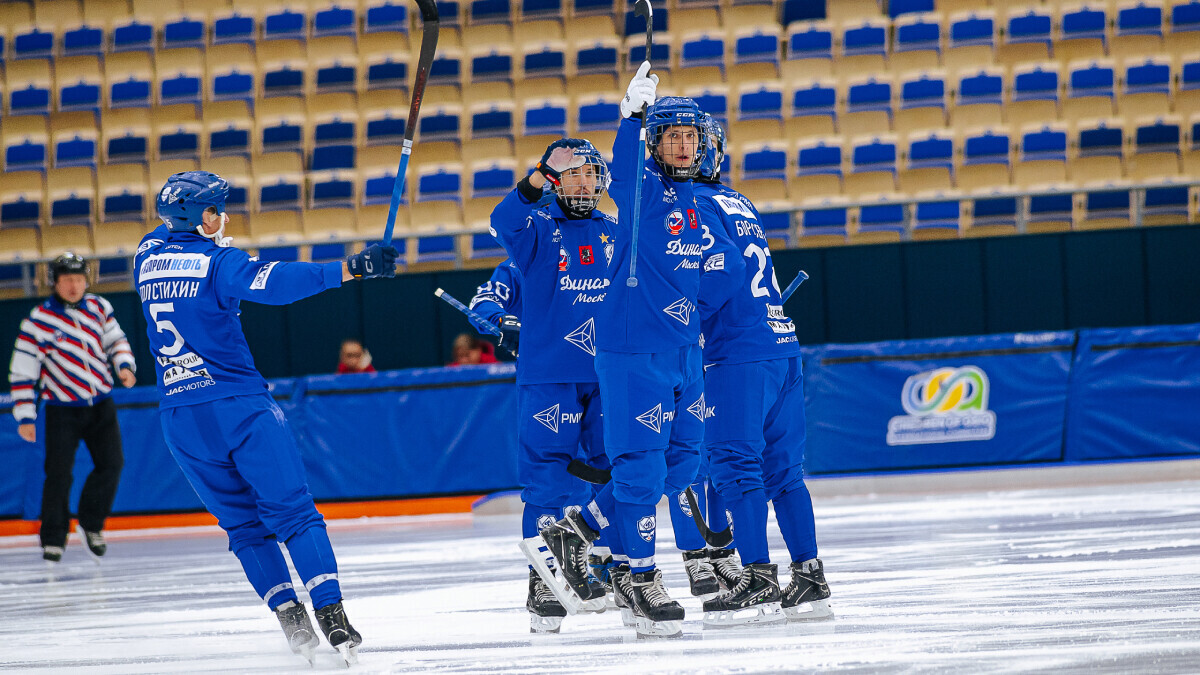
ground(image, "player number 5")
xmin=149 ymin=302 xmax=186 ymax=357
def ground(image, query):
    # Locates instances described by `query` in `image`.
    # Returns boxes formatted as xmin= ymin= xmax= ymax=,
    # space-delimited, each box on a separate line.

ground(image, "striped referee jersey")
xmin=8 ymin=294 xmax=136 ymax=423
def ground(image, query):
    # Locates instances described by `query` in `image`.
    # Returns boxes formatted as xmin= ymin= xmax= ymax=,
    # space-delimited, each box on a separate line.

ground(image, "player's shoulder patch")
xmin=601 ymin=212 xmax=618 ymax=223
xmin=137 ymin=237 xmax=164 ymax=255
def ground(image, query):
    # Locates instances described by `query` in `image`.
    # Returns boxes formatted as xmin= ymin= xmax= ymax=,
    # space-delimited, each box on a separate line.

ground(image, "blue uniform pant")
xmin=705 ymin=357 xmax=816 ymax=564
xmin=160 ymin=394 xmax=342 ymax=610
xmin=591 ymin=344 xmax=704 ymax=571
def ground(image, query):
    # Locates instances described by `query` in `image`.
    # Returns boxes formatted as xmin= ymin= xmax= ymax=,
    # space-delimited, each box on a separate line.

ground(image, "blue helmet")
xmin=550 ymin=139 xmax=611 ymax=217
xmin=698 ymin=113 xmax=726 ymax=182
xmin=156 ymin=171 xmax=229 ymax=232
xmin=646 ymin=96 xmax=708 ymax=179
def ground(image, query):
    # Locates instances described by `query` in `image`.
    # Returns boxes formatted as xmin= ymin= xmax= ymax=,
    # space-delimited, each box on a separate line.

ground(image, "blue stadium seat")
xmin=522 ymin=42 xmax=567 ymax=79
xmin=4 ymin=119 xmax=48 ymax=172
xmin=523 ymin=100 xmax=567 ymax=137
xmin=1028 ymin=191 xmax=1074 ymax=227
xmin=469 ymin=232 xmax=506 ymax=259
xmin=103 ymin=110 xmax=151 ymax=164
xmin=801 ymin=204 xmax=848 ymax=238
xmin=471 ymin=47 xmax=514 ymax=83
xmin=470 ymin=103 xmax=514 ymax=139
xmin=1084 ymin=188 xmax=1130 ymax=223
xmin=786 ymin=22 xmax=833 ymax=63
xmin=949 ymin=11 xmax=995 ymax=51
xmin=841 ymin=20 xmax=887 ymax=58
xmin=1134 ymin=118 xmax=1181 ymax=155
xmin=759 ymin=211 xmax=792 ymax=243
xmin=1068 ymin=61 xmax=1116 ymax=107
xmin=1060 ymin=5 xmax=1108 ymax=56
xmin=471 ymin=162 xmax=516 ymax=198
xmin=733 ymin=28 xmax=782 ymax=69
xmin=846 ymin=78 xmax=892 ymax=114
xmin=1143 ymin=185 xmax=1190 ymax=222
xmin=63 ymin=23 xmax=104 ymax=56
xmin=213 ymin=9 xmax=257 ymax=45
xmin=310 ymin=171 xmax=355 ymax=209
xmin=312 ymin=112 xmax=358 ymax=171
xmin=314 ymin=3 xmax=358 ymax=38
xmin=13 ymin=27 xmax=54 ymax=59
xmin=738 ymin=84 xmax=784 ymax=121
xmin=1116 ymin=2 xmax=1163 ymax=37
xmin=680 ymin=33 xmax=726 ymax=71
xmin=311 ymin=242 xmax=350 ymax=262
xmin=365 ymin=1 xmax=409 ymax=33
xmin=362 ymin=166 xmax=399 ymax=206
xmin=690 ymin=88 xmax=729 ymax=125
xmin=851 ymin=137 xmax=897 ymax=175
xmin=958 ymin=69 xmax=1003 ymax=107
xmin=892 ymin=13 xmax=941 ymax=66
xmin=1172 ymin=1 xmax=1200 ymax=34
xmin=970 ymin=195 xmax=1019 ymax=230
xmin=741 ymin=144 xmax=788 ymax=181
xmin=1183 ymin=56 xmax=1200 ymax=92
xmin=1005 ymin=9 xmax=1052 ymax=48
xmin=101 ymin=182 xmax=145 ymax=223
xmin=627 ymin=36 xmax=670 ymax=65
xmin=430 ymin=48 xmax=464 ymax=86
xmin=417 ymin=165 xmax=464 ymax=202
xmin=576 ymin=94 xmax=620 ymax=132
xmin=112 ymin=18 xmax=154 ymax=52
xmin=781 ymin=0 xmax=826 ymax=25
xmin=788 ymin=80 xmax=837 ymax=134
xmin=907 ymin=133 xmax=953 ymax=171
xmin=573 ymin=0 xmax=615 ymax=17
xmin=899 ymin=72 xmax=945 ymax=117
xmin=623 ymin=6 xmax=668 ymax=37
xmin=260 ymin=114 xmax=305 ymax=155
xmin=914 ymin=200 xmax=959 ymax=234
xmin=575 ymin=39 xmax=619 ymax=77
xmin=858 ymin=203 xmax=905 ymax=236
xmin=1077 ymin=119 xmax=1125 ymax=157
xmin=1021 ymin=126 xmax=1068 ymax=163
xmin=58 ymin=63 xmax=102 ymax=112
xmin=260 ymin=43 xmax=308 ymax=98
xmin=259 ymin=177 xmax=304 ymax=213
xmin=0 ymin=172 xmax=43 ymax=229
xmin=208 ymin=120 xmax=252 ymax=158
xmin=796 ymin=141 xmax=842 ymax=176
xmin=263 ymin=7 xmax=308 ymax=41
xmin=963 ymin=129 xmax=1010 ymax=166
xmin=163 ymin=16 xmax=205 ymax=49
xmin=416 ymin=235 xmax=457 ymax=263
xmin=157 ymin=122 xmax=201 ymax=161
xmin=160 ymin=64 xmax=203 ymax=108
xmin=470 ymin=0 xmax=512 ymax=24
xmin=365 ymin=53 xmax=410 ymax=91
xmin=889 ymin=0 xmax=934 ymax=18
xmin=7 ymin=61 xmax=53 ymax=116
xmin=436 ymin=0 xmax=463 ymax=27
xmin=1125 ymin=58 xmax=1171 ymax=95
xmin=55 ymin=132 xmax=97 ymax=169
xmin=419 ymin=106 xmax=462 ymax=142
xmin=257 ymin=246 xmax=302 ymax=262
xmin=1011 ymin=64 xmax=1060 ymax=121
xmin=520 ymin=0 xmax=561 ymax=21
xmin=48 ymin=168 xmax=94 ymax=226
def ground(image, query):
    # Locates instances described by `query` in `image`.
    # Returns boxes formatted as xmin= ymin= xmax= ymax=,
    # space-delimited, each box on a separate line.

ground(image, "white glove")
xmin=620 ymin=61 xmax=659 ymax=119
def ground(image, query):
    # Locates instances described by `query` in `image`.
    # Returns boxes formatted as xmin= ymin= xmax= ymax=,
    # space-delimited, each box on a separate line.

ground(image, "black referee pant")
xmin=40 ymin=398 xmax=124 ymax=548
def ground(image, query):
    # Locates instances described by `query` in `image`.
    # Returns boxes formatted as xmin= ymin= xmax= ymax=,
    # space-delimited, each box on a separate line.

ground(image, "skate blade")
xmin=619 ymin=608 xmax=635 ymax=628
xmin=75 ymin=525 xmax=104 ymax=564
xmin=529 ymin=614 xmax=564 ymax=634
xmin=785 ymin=599 xmax=834 ymax=621
xmin=605 ymin=594 xmax=618 ymax=611
xmin=519 ymin=538 xmax=584 ymax=615
xmin=579 ymin=596 xmax=607 ymax=614
xmin=702 ymin=602 xmax=787 ymax=629
xmin=633 ymin=617 xmax=683 ymax=639
xmin=298 ymin=644 xmax=316 ymax=667
xmin=335 ymin=642 xmax=358 ymax=667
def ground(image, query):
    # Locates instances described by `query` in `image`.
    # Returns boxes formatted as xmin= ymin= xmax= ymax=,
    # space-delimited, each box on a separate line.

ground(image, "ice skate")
xmin=579 ymin=570 xmax=609 ymax=614
xmin=708 ymin=547 xmax=742 ymax=591
xmin=782 ymin=558 xmax=833 ymax=621
xmin=314 ymin=601 xmax=361 ymax=666
xmin=681 ymin=549 xmax=720 ymax=597
xmin=702 ymin=563 xmax=786 ymax=629
xmin=588 ymin=552 xmax=617 ymax=610
xmin=42 ymin=546 xmax=64 ymax=564
xmin=76 ymin=524 xmax=106 ymax=562
xmin=519 ymin=536 xmax=586 ymax=615
xmin=609 ymin=564 xmax=636 ymax=627
xmin=520 ymin=511 xmax=603 ymax=611
xmin=275 ymin=600 xmax=320 ymax=665
xmin=527 ymin=570 xmax=567 ymax=633
xmin=627 ymin=569 xmax=685 ymax=639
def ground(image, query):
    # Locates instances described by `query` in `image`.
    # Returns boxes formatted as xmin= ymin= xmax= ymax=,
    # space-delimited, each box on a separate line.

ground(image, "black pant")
xmin=40 ymin=398 xmax=125 ymax=547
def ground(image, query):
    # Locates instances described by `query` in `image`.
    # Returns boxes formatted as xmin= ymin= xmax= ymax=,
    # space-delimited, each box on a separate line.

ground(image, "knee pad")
xmin=663 ymin=450 xmax=702 ymax=495
xmin=609 ymin=449 xmax=666 ymax=505
xmin=225 ymin=521 xmax=276 ymax=554
xmin=707 ymin=442 xmax=766 ymax=497
xmin=765 ymin=466 xmax=808 ymax=503
xmin=260 ymin=498 xmax=326 ymax=543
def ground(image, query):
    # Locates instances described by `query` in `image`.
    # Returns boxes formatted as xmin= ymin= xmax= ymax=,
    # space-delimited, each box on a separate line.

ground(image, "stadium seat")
xmin=47 ymin=167 xmax=95 ymax=227
xmin=1057 ymin=4 xmax=1108 ymax=63
xmin=740 ymin=142 xmax=789 ymax=182
xmin=362 ymin=33 xmax=413 ymax=91
xmin=1066 ymin=59 xmax=1117 ymax=119
xmin=679 ymin=31 xmax=727 ymax=82
xmin=891 ymin=13 xmax=942 ymax=72
xmin=784 ymin=21 xmax=834 ymax=79
xmin=517 ymin=98 xmax=567 ymax=158
xmin=102 ymin=108 xmax=151 ymax=164
xmin=257 ymin=97 xmax=307 ymax=155
xmin=1070 ymin=118 xmax=1126 ymax=183
xmin=416 ymin=163 xmax=465 ymax=203
xmin=470 ymin=159 xmax=516 ymax=199
xmin=1120 ymin=57 xmax=1171 ymax=119
xmin=965 ymin=192 xmax=1019 ymax=235
xmin=889 ymin=0 xmax=934 ymax=18
xmin=952 ymin=68 xmax=1003 ymax=129
xmin=1112 ymin=1 xmax=1164 ymax=58
xmin=97 ymin=164 xmax=148 ymax=224
xmin=111 ymin=10 xmax=155 ymax=53
xmin=415 ymin=235 xmax=458 ymax=265
xmin=521 ymin=40 xmax=568 ymax=80
xmin=309 ymin=98 xmax=359 ymax=172
xmin=1128 ymin=116 xmax=1182 ymax=180
xmin=0 ymin=171 xmax=45 ymax=230
xmin=575 ymin=92 xmax=621 ymax=133
xmin=419 ymin=104 xmax=465 ymax=143
xmin=471 ymin=44 xmax=515 ymax=84
xmin=153 ymin=107 xmax=203 ymax=162
xmin=998 ymin=8 xmax=1052 ymax=65
xmin=212 ymin=6 xmax=258 ymax=45
xmin=205 ymin=157 xmax=252 ymax=216
xmin=1142 ymin=184 xmax=1191 ymax=224
xmin=259 ymin=40 xmax=308 ymax=98
xmin=6 ymin=59 xmax=53 ymax=116
xmin=105 ymin=51 xmax=154 ymax=109
xmin=469 ymin=100 xmax=515 ymax=142
xmin=56 ymin=56 xmax=103 ymax=113
xmin=573 ymin=37 xmax=620 ymax=84
xmin=364 ymin=0 xmax=409 ymax=34
xmin=1168 ymin=1 xmax=1200 ymax=51
xmin=466 ymin=231 xmax=505 ymax=260
xmin=203 ymin=101 xmax=253 ymax=159
xmin=1026 ymin=187 xmax=1076 ymax=232
xmin=1016 ymin=124 xmax=1068 ymax=186
xmin=157 ymin=48 xmax=204 ymax=107
xmin=622 ymin=4 xmax=668 ymax=38
xmin=732 ymin=83 xmax=784 ymax=142
xmin=799 ymin=199 xmax=849 ymax=245
xmin=731 ymin=26 xmax=782 ymax=80
xmin=162 ymin=12 xmax=206 ymax=50
xmin=310 ymin=37 xmax=359 ymax=95
xmin=1180 ymin=55 xmax=1200 ymax=118
xmin=842 ymin=76 xmax=892 ymax=137
xmin=912 ymin=198 xmax=961 ymax=239
xmin=309 ymin=170 xmax=357 ymax=210
xmin=846 ymin=136 xmax=898 ymax=196
xmin=794 ymin=140 xmax=843 ymax=196
xmin=62 ymin=14 xmax=105 ymax=57
xmin=959 ymin=128 xmax=1011 ymax=190
xmin=255 ymin=153 xmax=305 ymax=212
xmin=358 ymin=147 xmax=402 ymax=207
xmin=855 ymin=201 xmax=905 ymax=242
xmin=207 ymin=44 xmax=257 ymax=104
xmin=624 ymin=33 xmax=670 ymax=68
xmin=947 ymin=10 xmax=996 ymax=64
xmin=3 ymin=117 xmax=49 ymax=173
xmin=837 ymin=19 xmax=888 ymax=77
xmin=310 ymin=241 xmax=351 ymax=263
xmin=1009 ymin=63 xmax=1061 ymax=128
xmin=901 ymin=132 xmax=954 ymax=192
xmin=897 ymin=71 xmax=947 ymax=131
xmin=1080 ymin=185 xmax=1132 ymax=229
xmin=51 ymin=112 xmax=99 ymax=169
xmin=262 ymin=4 xmax=309 ymax=41
xmin=686 ymin=85 xmax=730 ymax=126
xmin=312 ymin=1 xmax=358 ymax=38
xmin=787 ymin=79 xmax=837 ymax=139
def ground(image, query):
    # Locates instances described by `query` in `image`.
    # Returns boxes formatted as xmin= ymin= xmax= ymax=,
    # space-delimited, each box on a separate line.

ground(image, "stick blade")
xmin=634 ymin=0 xmax=652 ymax=20
xmin=686 ymin=487 xmax=733 ymax=548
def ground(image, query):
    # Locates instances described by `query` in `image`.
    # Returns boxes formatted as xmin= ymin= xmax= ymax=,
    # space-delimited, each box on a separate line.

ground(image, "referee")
xmin=8 ymin=253 xmax=137 ymax=562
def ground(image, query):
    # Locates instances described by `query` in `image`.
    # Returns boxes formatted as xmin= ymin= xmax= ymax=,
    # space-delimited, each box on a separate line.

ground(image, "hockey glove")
xmin=496 ymin=314 xmax=521 ymax=356
xmin=346 ymin=244 xmax=399 ymax=279
xmin=536 ymin=139 xmax=588 ymax=187
xmin=620 ymin=61 xmax=659 ymax=119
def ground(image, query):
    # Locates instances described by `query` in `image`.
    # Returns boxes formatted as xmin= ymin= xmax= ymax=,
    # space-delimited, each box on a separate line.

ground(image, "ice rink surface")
xmin=2 ymin=476 xmax=1199 ymax=674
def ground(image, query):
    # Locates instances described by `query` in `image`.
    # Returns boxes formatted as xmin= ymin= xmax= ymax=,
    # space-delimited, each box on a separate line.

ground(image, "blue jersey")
xmin=597 ymin=117 xmax=707 ymax=353
xmin=135 ymin=225 xmax=344 ymax=407
xmin=469 ymin=259 xmax=523 ymax=329
xmin=696 ymin=182 xmax=801 ymax=365
xmin=489 ymin=187 xmax=614 ymax=385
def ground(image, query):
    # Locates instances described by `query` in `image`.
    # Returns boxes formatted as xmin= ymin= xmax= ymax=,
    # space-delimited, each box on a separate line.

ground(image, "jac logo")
xmin=665 ymin=210 xmax=685 ymax=235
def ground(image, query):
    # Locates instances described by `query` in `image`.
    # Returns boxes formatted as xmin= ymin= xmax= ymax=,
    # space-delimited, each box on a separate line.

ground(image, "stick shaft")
xmin=782 ymin=269 xmax=810 ymax=303
xmin=435 ymin=288 xmax=502 ymax=337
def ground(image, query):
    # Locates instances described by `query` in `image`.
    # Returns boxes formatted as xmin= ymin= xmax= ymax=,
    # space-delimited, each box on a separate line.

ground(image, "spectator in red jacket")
xmin=450 ymin=333 xmax=498 ymax=366
xmin=336 ymin=339 xmax=377 ymax=374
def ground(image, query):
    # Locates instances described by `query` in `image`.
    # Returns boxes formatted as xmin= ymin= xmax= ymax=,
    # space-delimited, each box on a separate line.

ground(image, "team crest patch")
xmin=677 ymin=492 xmax=692 ymax=518
xmin=687 ymin=209 xmax=699 ymax=229
xmin=579 ymin=245 xmax=594 ymax=265
xmin=558 ymin=245 xmax=570 ymax=271
xmin=637 ymin=516 xmax=656 ymax=542
xmin=665 ymin=210 xmax=685 ymax=235
xmin=536 ymin=514 xmax=555 ymax=532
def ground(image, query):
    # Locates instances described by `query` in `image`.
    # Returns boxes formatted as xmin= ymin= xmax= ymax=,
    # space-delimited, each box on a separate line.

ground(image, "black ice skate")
xmin=681 ymin=549 xmax=720 ymax=597
xmin=708 ymin=546 xmax=743 ymax=591
xmin=76 ymin=524 xmax=106 ymax=561
xmin=627 ymin=569 xmax=685 ymax=639
xmin=518 ymin=510 xmax=602 ymax=614
xmin=782 ymin=558 xmax=834 ymax=621
xmin=314 ymin=601 xmax=362 ymax=666
xmin=701 ymin=563 xmax=786 ymax=629
xmin=587 ymin=552 xmax=617 ymax=611
xmin=527 ymin=569 xmax=567 ymax=633
xmin=609 ymin=564 xmax=636 ymax=627
xmin=579 ymin=569 xmax=610 ymax=614
xmin=275 ymin=600 xmax=320 ymax=665
xmin=42 ymin=545 xmax=64 ymax=563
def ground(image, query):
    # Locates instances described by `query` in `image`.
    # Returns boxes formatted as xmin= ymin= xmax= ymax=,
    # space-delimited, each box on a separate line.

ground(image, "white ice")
xmin=3 ymin=470 xmax=1200 ymax=674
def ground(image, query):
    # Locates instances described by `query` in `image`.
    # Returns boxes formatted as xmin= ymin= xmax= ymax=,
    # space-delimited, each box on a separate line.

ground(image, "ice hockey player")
xmin=535 ymin=63 xmax=736 ymax=638
xmin=693 ymin=115 xmax=833 ymax=628
xmin=135 ymin=171 xmax=399 ymax=665
xmin=486 ymin=140 xmax=619 ymax=632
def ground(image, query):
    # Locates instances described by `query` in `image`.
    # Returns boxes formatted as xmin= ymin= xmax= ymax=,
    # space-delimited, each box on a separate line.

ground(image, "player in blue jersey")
xmin=134 ymin=171 xmax=399 ymax=666
xmin=484 ymin=140 xmax=624 ymax=632
xmin=693 ymin=116 xmax=833 ymax=628
xmin=535 ymin=63 xmax=737 ymax=638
